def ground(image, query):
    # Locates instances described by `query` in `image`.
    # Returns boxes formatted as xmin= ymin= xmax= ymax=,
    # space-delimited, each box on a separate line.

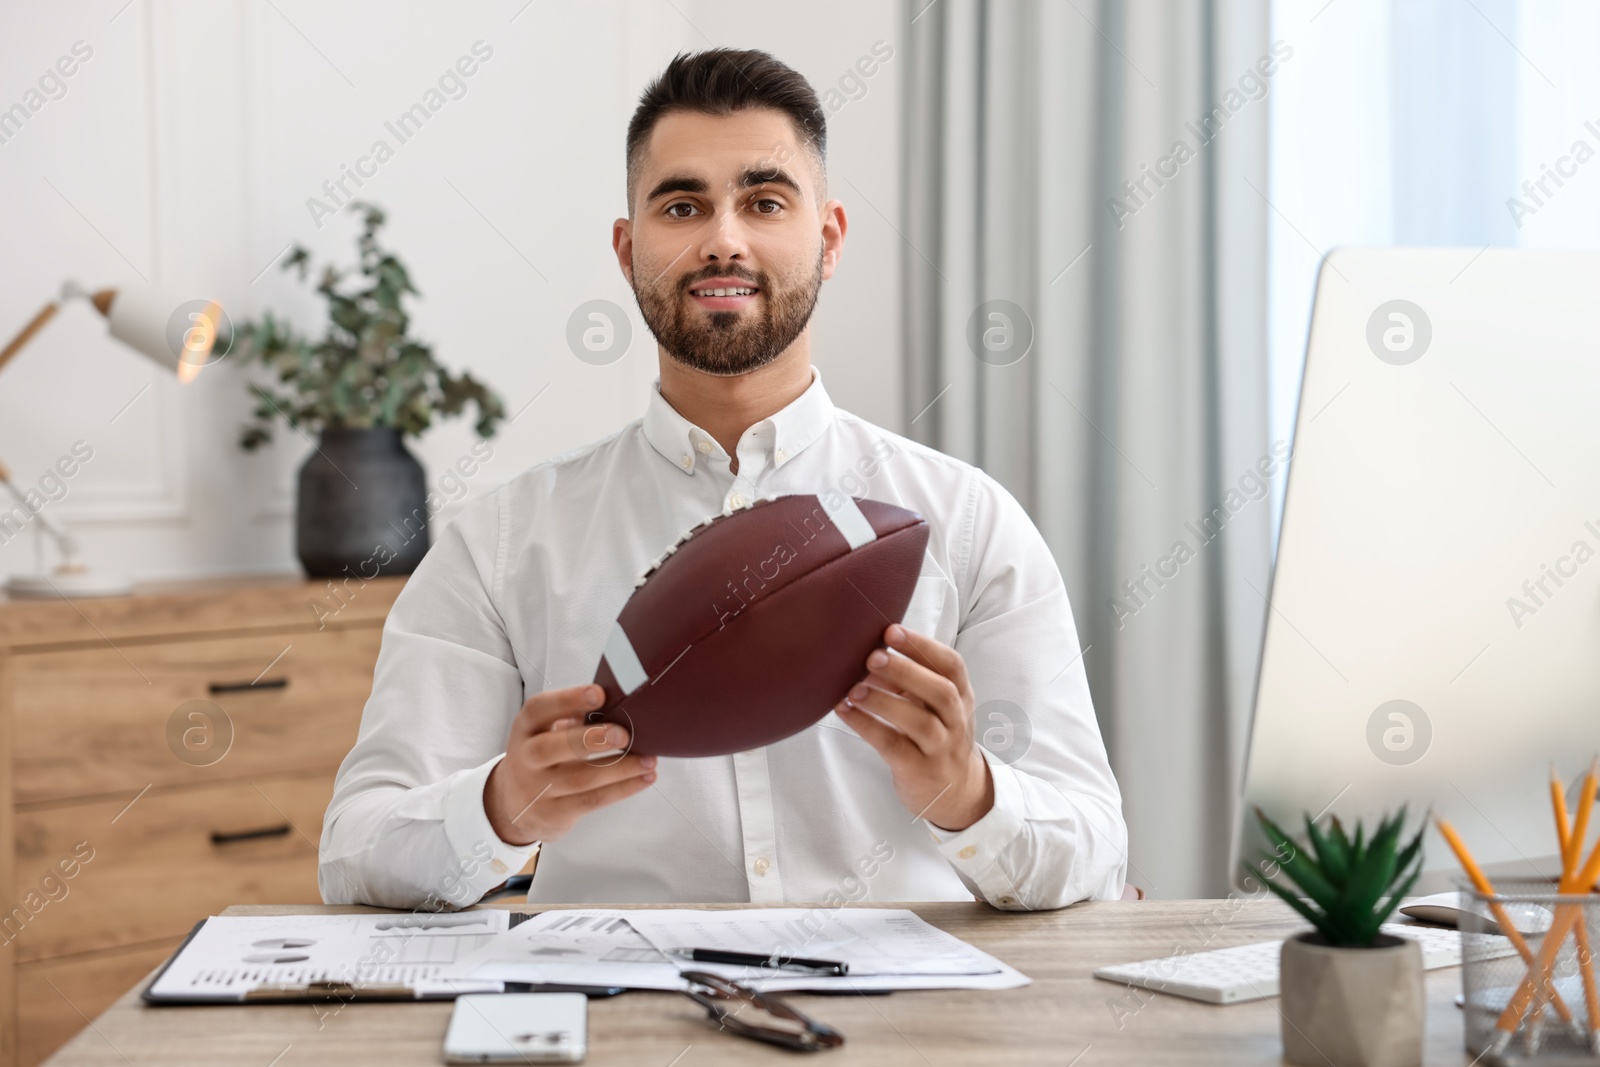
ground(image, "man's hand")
xmin=484 ymin=684 xmax=657 ymax=846
xmin=833 ymin=624 xmax=994 ymax=832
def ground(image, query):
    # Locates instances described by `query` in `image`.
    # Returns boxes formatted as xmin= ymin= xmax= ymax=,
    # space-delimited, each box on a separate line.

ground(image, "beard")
xmin=631 ymin=248 xmax=823 ymax=376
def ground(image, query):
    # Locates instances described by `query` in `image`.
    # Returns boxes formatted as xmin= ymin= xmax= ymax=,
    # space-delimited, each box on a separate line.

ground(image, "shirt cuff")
xmin=440 ymin=753 xmax=540 ymax=907
xmin=925 ymin=748 xmax=1028 ymax=907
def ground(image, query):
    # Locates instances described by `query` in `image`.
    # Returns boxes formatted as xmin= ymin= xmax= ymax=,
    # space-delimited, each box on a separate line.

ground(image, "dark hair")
xmin=625 ymin=49 xmax=826 ymax=206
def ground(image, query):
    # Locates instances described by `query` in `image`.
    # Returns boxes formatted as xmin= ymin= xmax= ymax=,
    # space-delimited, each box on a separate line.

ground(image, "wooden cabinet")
xmin=0 ymin=576 xmax=403 ymax=1067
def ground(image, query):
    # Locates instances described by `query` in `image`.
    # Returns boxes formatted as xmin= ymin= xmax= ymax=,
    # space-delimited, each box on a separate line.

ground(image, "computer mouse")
xmin=1398 ymin=891 xmax=1553 ymax=936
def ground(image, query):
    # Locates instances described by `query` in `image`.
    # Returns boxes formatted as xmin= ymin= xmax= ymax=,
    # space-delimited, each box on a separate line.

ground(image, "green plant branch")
xmin=229 ymin=202 xmax=503 ymax=450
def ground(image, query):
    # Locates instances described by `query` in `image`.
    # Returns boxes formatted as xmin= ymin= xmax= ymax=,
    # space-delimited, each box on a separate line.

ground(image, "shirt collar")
xmin=643 ymin=366 xmax=834 ymax=476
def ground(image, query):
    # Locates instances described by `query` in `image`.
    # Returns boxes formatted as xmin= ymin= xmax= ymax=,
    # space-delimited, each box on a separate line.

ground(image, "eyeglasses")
xmin=678 ymin=969 xmax=845 ymax=1052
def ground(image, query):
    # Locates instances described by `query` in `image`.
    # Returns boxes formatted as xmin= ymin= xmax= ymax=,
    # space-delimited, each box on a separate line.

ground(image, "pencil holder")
xmin=1458 ymin=877 xmax=1600 ymax=1066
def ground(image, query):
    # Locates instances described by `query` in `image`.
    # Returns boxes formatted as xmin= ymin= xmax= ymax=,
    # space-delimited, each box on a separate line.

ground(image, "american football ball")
xmin=590 ymin=493 xmax=930 ymax=757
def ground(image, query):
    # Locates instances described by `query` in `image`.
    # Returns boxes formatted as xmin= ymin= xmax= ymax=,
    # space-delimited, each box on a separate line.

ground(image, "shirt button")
xmin=729 ymin=492 xmax=746 ymax=508
xmin=997 ymin=895 xmax=1017 ymax=906
xmin=753 ymin=857 xmax=771 ymax=875
xmin=695 ymin=439 xmax=713 ymax=455
xmin=491 ymin=858 xmax=508 ymax=875
xmin=680 ymin=454 xmax=693 ymax=470
xmin=958 ymin=846 xmax=977 ymax=860
xmin=775 ymin=448 xmax=787 ymax=463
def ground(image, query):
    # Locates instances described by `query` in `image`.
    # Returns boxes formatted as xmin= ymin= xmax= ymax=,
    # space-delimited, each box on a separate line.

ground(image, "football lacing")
xmin=631 ymin=493 xmax=775 ymax=588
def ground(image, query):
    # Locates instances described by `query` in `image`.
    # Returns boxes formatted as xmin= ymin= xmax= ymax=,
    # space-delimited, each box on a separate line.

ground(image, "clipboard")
xmin=140 ymin=913 xmax=627 ymax=1005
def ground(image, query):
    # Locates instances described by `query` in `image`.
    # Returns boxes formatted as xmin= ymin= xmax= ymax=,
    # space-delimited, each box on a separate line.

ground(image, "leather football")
xmin=591 ymin=493 xmax=930 ymax=757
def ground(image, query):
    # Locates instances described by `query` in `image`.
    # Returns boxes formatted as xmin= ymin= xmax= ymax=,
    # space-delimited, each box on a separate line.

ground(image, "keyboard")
xmin=1093 ymin=923 xmax=1519 ymax=1004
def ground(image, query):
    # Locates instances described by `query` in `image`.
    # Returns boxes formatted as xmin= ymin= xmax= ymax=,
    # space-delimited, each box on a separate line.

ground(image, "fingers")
xmin=835 ymin=699 xmax=919 ymax=762
xmin=840 ymin=678 xmax=945 ymax=752
xmin=491 ymin=685 xmax=653 ymax=845
xmin=540 ymin=751 xmax=656 ymax=798
xmin=499 ymin=756 xmax=657 ymax=840
xmin=556 ymin=770 xmax=657 ymax=815
xmin=887 ymin=624 xmax=970 ymax=691
xmin=515 ymin=684 xmax=606 ymax=737
xmin=864 ymin=638 xmax=968 ymax=733
xmin=885 ymin=623 xmax=964 ymax=683
xmin=512 ymin=687 xmax=638 ymax=770
xmin=849 ymin=671 xmax=906 ymax=698
xmin=520 ymin=719 xmax=632 ymax=768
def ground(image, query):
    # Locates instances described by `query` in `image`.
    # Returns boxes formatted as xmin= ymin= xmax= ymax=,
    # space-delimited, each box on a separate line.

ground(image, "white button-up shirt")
xmin=319 ymin=368 xmax=1128 ymax=911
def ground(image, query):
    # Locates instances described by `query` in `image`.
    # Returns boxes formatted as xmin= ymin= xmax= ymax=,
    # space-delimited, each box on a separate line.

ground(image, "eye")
xmin=665 ymin=201 xmax=701 ymax=219
xmin=751 ymin=198 xmax=783 ymax=215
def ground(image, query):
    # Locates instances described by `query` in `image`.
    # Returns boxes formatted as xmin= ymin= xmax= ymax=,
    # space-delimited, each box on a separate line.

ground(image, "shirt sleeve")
xmin=318 ymin=490 xmax=538 ymax=910
xmin=920 ymin=469 xmax=1129 ymax=910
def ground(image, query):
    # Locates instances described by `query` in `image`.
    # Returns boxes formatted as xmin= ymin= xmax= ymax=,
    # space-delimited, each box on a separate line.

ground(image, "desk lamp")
xmin=0 ymin=280 xmax=227 ymax=598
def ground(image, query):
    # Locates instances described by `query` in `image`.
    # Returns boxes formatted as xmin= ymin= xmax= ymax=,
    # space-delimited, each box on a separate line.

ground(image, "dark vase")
xmin=296 ymin=427 xmax=430 ymax=578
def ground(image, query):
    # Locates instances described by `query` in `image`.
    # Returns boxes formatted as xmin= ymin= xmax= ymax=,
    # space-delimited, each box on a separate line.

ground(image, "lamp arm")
xmin=2 ymin=285 xmax=83 ymax=560
xmin=0 ymin=300 xmax=60 ymax=375
xmin=0 ymin=281 xmax=112 ymax=376
xmin=0 ymin=463 xmax=78 ymax=561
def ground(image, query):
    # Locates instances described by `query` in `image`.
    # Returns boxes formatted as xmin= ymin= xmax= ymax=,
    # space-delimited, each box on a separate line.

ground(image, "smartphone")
xmin=442 ymin=992 xmax=587 ymax=1064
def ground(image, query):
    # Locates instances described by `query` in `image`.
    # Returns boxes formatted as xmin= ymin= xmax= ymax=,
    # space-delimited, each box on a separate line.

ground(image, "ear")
xmin=819 ymin=200 xmax=847 ymax=282
xmin=612 ymin=216 xmax=634 ymax=286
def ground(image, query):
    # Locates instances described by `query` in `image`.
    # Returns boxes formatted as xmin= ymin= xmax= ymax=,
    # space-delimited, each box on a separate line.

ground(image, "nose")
xmin=697 ymin=204 xmax=750 ymax=264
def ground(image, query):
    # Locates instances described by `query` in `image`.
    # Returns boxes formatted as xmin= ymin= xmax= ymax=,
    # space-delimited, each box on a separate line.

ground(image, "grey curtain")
xmin=903 ymin=0 xmax=1272 ymax=897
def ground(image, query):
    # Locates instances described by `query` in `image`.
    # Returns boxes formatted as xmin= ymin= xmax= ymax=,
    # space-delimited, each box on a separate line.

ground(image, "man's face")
xmin=615 ymin=108 xmax=843 ymax=376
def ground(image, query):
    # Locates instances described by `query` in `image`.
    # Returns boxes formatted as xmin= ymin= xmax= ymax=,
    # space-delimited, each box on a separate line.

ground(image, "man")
xmin=320 ymin=48 xmax=1127 ymax=912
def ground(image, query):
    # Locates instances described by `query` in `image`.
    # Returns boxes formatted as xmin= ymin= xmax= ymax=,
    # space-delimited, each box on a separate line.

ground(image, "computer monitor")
xmin=1233 ymin=247 xmax=1600 ymax=891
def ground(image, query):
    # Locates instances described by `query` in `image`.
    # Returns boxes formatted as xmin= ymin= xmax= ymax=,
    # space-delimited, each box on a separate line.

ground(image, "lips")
xmin=690 ymin=285 xmax=757 ymax=297
xmin=687 ymin=277 xmax=760 ymax=310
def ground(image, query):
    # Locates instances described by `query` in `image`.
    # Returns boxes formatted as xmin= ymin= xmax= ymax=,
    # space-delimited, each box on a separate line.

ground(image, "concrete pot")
xmin=1280 ymin=932 xmax=1424 ymax=1067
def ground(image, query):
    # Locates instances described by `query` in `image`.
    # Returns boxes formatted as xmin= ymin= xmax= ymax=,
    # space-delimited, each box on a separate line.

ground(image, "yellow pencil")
xmin=1436 ymin=818 xmax=1577 ymax=1023
xmin=1554 ymin=763 xmax=1574 ymax=869
xmin=1507 ymin=763 xmax=1600 ymax=1047
xmin=1568 ymin=758 xmax=1599 ymax=879
xmin=1493 ymin=806 xmax=1600 ymax=1040
xmin=1529 ymin=765 xmax=1584 ymax=1034
xmin=1570 ymin=760 xmax=1600 ymax=1048
xmin=1524 ymin=770 xmax=1568 ymax=1037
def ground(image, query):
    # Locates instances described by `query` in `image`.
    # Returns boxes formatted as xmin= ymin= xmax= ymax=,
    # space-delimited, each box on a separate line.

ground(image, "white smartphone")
xmin=442 ymin=992 xmax=588 ymax=1064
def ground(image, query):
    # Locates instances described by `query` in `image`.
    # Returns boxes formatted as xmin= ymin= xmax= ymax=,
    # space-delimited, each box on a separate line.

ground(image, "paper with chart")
xmin=147 ymin=911 xmax=510 ymax=1000
xmin=450 ymin=908 xmax=687 ymax=991
xmin=454 ymin=907 xmax=1030 ymax=992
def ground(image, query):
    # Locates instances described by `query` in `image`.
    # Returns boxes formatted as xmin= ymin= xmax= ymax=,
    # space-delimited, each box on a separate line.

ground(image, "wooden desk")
xmin=40 ymin=899 xmax=1480 ymax=1065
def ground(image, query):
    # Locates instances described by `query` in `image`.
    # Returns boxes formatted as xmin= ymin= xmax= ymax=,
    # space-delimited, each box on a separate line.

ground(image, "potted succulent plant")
xmin=1254 ymin=807 xmax=1427 ymax=1067
xmin=230 ymin=202 xmax=503 ymax=578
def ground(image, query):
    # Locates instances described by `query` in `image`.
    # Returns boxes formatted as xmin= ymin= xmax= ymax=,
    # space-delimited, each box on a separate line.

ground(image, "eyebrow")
xmin=644 ymin=164 xmax=805 ymax=204
xmin=644 ymin=175 xmax=708 ymax=203
xmin=739 ymin=165 xmax=803 ymax=196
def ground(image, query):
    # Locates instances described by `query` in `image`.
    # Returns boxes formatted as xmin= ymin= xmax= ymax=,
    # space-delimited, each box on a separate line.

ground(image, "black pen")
xmin=668 ymin=948 xmax=848 ymax=976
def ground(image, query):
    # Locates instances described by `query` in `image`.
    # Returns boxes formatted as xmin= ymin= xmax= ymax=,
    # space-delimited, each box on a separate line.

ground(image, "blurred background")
xmin=2 ymin=0 xmax=1599 ymax=904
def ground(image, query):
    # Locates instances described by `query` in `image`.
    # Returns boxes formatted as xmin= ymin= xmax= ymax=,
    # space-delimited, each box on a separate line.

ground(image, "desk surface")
xmin=43 ymin=899 xmax=1478 ymax=1066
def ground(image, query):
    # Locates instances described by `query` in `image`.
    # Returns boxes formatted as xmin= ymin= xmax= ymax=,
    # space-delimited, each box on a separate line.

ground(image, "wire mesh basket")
xmin=1459 ymin=877 xmax=1600 ymax=1066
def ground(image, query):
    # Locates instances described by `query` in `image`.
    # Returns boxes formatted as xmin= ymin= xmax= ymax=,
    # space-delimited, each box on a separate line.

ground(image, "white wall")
xmin=0 ymin=0 xmax=904 ymax=584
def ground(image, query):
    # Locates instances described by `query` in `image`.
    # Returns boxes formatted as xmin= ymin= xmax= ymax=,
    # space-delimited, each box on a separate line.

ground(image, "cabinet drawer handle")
xmin=210 ymin=824 xmax=291 ymax=845
xmin=209 ymin=677 xmax=289 ymax=694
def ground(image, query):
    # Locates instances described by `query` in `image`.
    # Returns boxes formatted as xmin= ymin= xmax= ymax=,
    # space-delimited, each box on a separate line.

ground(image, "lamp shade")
xmin=104 ymin=285 xmax=227 ymax=383
xmin=0 ymin=280 xmax=228 ymax=600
